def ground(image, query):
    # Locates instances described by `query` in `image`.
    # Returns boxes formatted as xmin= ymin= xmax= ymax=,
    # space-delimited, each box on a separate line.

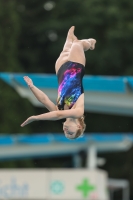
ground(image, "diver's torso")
xmin=56 ymin=61 xmax=85 ymax=110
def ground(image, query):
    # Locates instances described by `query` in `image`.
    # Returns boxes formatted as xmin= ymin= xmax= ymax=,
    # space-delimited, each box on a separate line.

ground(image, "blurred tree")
xmin=17 ymin=0 xmax=133 ymax=75
xmin=0 ymin=0 xmax=34 ymax=133
xmin=0 ymin=0 xmax=20 ymax=72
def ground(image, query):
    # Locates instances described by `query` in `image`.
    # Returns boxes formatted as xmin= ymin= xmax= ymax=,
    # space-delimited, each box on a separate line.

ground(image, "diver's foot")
xmin=88 ymin=38 xmax=96 ymax=50
xmin=80 ymin=38 xmax=96 ymax=51
xmin=67 ymin=26 xmax=78 ymax=41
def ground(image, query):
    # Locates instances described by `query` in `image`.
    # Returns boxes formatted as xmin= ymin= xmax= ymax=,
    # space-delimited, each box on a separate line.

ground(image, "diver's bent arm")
xmin=21 ymin=111 xmax=59 ymax=127
xmin=36 ymin=108 xmax=84 ymax=121
xmin=21 ymin=108 xmax=84 ymax=127
xmin=23 ymin=75 xmax=56 ymax=111
xmin=36 ymin=111 xmax=60 ymax=121
xmin=30 ymin=85 xmax=56 ymax=111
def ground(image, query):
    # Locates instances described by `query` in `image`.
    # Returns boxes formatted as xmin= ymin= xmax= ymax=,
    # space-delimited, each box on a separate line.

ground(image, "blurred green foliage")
xmin=0 ymin=0 xmax=133 ymax=199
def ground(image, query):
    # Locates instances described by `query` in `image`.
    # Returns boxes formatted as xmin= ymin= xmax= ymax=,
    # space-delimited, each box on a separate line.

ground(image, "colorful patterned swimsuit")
xmin=57 ymin=61 xmax=85 ymax=110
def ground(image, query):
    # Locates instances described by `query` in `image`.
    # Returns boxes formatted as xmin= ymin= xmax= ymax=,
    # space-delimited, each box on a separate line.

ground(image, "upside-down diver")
xmin=21 ymin=26 xmax=96 ymax=139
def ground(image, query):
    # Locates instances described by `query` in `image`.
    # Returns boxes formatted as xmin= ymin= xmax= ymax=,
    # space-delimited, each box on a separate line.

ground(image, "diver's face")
xmin=63 ymin=120 xmax=81 ymax=139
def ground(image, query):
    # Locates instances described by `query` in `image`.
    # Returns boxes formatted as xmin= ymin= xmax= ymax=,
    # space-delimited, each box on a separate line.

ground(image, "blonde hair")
xmin=65 ymin=115 xmax=86 ymax=139
xmin=75 ymin=115 xmax=86 ymax=138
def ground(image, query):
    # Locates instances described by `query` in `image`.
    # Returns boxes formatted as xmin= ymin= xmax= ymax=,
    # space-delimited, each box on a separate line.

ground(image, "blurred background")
xmin=0 ymin=0 xmax=133 ymax=199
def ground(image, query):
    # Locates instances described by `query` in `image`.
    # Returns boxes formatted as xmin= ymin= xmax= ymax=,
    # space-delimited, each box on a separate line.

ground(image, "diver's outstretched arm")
xmin=24 ymin=76 xmax=56 ymax=111
xmin=21 ymin=107 xmax=84 ymax=127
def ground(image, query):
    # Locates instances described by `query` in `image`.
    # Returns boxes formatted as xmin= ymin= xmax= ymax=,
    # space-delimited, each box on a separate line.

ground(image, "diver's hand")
xmin=23 ymin=76 xmax=34 ymax=88
xmin=21 ymin=116 xmax=37 ymax=127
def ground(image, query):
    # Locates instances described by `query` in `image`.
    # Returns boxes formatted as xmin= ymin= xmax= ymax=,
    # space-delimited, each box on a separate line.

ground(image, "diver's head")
xmin=63 ymin=116 xmax=86 ymax=139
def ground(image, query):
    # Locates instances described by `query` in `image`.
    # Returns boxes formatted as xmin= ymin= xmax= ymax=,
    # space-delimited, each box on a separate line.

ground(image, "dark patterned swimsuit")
xmin=57 ymin=61 xmax=85 ymax=110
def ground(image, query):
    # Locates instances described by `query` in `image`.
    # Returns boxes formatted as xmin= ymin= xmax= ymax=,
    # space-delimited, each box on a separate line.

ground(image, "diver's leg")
xmin=62 ymin=26 xmax=77 ymax=51
xmin=68 ymin=38 xmax=96 ymax=66
xmin=55 ymin=26 xmax=77 ymax=73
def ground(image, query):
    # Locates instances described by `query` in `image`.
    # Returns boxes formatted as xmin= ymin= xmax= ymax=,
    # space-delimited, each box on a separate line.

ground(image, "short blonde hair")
xmin=65 ymin=115 xmax=86 ymax=139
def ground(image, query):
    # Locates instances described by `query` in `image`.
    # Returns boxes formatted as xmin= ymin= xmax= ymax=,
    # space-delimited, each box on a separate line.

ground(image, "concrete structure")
xmin=1 ymin=73 xmax=133 ymax=116
xmin=0 ymin=134 xmax=131 ymax=200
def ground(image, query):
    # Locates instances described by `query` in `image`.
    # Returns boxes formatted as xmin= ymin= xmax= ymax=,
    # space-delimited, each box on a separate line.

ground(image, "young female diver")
xmin=21 ymin=26 xmax=96 ymax=139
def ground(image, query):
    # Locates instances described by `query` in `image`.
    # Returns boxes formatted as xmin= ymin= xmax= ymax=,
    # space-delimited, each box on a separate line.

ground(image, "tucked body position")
xmin=21 ymin=26 xmax=96 ymax=139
